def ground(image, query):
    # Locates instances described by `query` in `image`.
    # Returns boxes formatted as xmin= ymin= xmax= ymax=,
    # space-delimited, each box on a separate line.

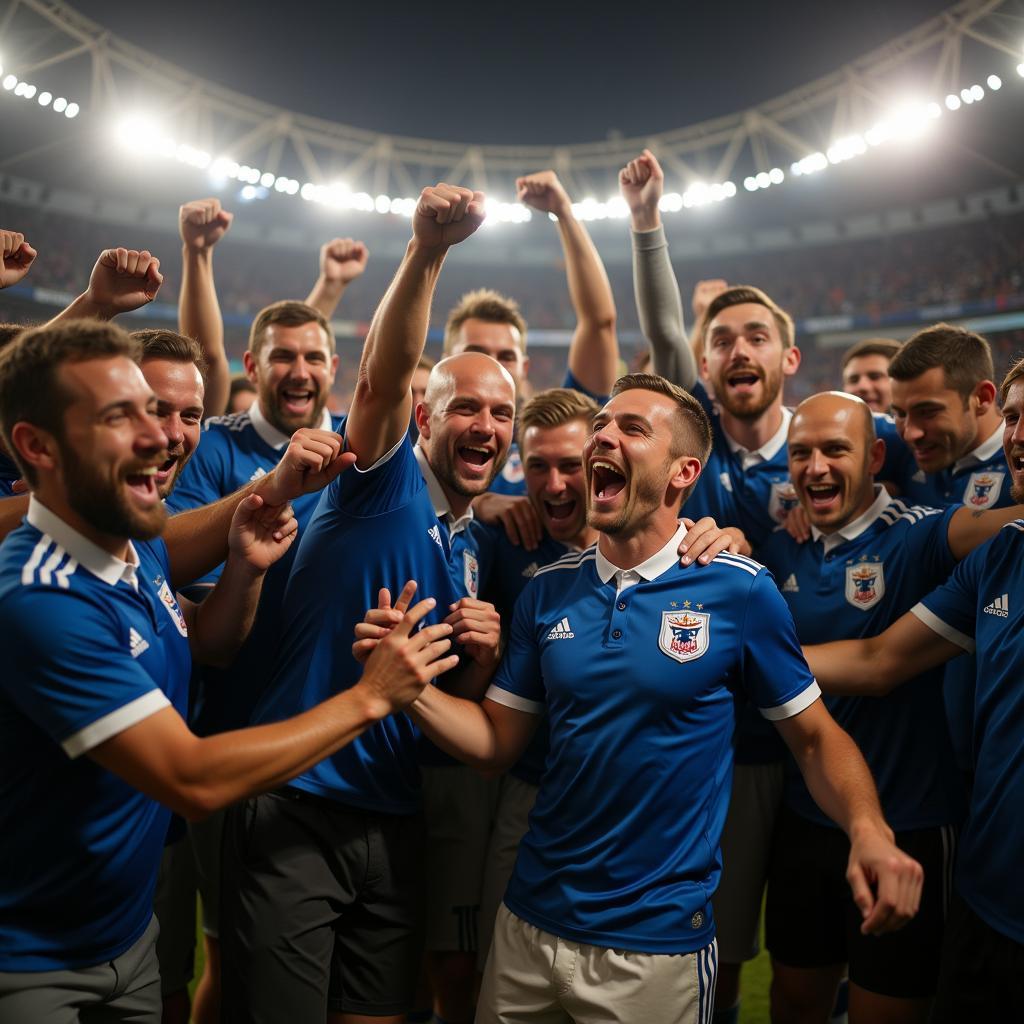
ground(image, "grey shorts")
xmin=711 ymin=760 xmax=785 ymax=964
xmin=0 ymin=914 xmax=161 ymax=1024
xmin=421 ymin=763 xmax=500 ymax=952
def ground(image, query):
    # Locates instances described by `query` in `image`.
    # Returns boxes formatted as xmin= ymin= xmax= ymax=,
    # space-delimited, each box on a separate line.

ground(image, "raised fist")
xmin=692 ymin=279 xmax=730 ymax=321
xmin=412 ymin=184 xmax=486 ymax=249
xmin=619 ymin=149 xmax=664 ymax=230
xmin=319 ymin=238 xmax=369 ymax=285
xmin=86 ymin=248 xmax=163 ymax=315
xmin=1 ymin=230 xmax=37 ymax=289
xmin=179 ymin=198 xmax=233 ymax=251
xmin=515 ymin=170 xmax=572 ymax=219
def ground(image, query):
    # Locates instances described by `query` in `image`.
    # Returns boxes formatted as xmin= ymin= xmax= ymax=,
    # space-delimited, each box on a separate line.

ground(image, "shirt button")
xmin=617 ymin=601 xmax=626 ymax=611
xmin=612 ymin=629 xmax=622 ymax=639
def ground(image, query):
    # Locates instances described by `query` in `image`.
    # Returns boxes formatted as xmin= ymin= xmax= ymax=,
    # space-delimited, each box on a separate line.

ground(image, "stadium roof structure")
xmin=2 ymin=0 xmax=1023 ymax=216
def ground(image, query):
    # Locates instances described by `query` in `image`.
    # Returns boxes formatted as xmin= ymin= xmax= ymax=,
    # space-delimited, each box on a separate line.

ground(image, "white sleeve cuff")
xmin=350 ymin=435 xmax=405 ymax=475
xmin=61 ymin=690 xmax=171 ymax=759
xmin=910 ymin=603 xmax=975 ymax=652
xmin=760 ymin=680 xmax=822 ymax=722
xmin=485 ymin=685 xmax=544 ymax=716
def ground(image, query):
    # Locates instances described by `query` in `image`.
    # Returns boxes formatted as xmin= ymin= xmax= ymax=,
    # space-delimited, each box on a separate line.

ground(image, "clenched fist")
xmin=179 ymin=198 xmax=233 ymax=251
xmin=413 ymin=184 xmax=486 ymax=249
xmin=515 ymin=170 xmax=572 ymax=219
xmin=1 ymin=230 xmax=37 ymax=289
xmin=318 ymin=238 xmax=369 ymax=285
xmin=619 ymin=149 xmax=664 ymax=231
xmin=86 ymin=248 xmax=163 ymax=315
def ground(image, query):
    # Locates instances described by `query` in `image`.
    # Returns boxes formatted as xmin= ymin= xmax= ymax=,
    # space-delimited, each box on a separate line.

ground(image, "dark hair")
xmin=889 ymin=323 xmax=993 ymax=402
xmin=610 ymin=373 xmax=713 ymax=464
xmin=0 ymin=320 xmax=140 ymax=485
xmin=249 ymin=300 xmax=334 ymax=359
xmin=841 ymin=337 xmax=902 ymax=370
xmin=229 ymin=375 xmax=256 ymax=399
xmin=0 ymin=323 xmax=26 ymax=350
xmin=700 ymin=285 xmax=795 ymax=350
xmin=133 ymin=328 xmax=207 ymax=380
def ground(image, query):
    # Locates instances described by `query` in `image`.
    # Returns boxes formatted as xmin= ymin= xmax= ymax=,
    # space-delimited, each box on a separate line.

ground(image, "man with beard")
xmin=758 ymin=391 xmax=1023 ymax=1024
xmin=219 ymin=183 xmax=506 ymax=1024
xmin=377 ymin=372 xmax=921 ymax=1024
xmin=841 ymin=338 xmax=902 ymax=413
xmin=0 ymin=320 xmax=454 ymax=1022
xmin=801 ymin=358 xmax=1024 ymax=1021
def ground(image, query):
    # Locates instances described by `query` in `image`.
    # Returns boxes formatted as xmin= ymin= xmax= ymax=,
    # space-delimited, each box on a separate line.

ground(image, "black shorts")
xmin=219 ymin=788 xmax=425 ymax=1021
xmin=765 ymin=807 xmax=956 ymax=999
xmin=931 ymin=893 xmax=1024 ymax=1021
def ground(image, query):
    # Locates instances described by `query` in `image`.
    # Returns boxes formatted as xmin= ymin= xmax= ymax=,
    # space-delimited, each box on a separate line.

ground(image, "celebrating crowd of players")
xmin=0 ymin=149 xmax=1021 ymax=1024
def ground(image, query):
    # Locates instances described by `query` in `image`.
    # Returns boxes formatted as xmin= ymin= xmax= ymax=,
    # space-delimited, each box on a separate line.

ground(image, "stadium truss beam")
xmin=0 ymin=0 xmax=1022 ymax=197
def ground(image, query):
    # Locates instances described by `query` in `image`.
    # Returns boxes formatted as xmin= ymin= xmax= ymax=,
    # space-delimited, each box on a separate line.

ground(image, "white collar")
xmin=810 ymin=485 xmax=892 ymax=555
xmin=249 ymin=401 xmax=333 ymax=451
xmin=595 ymin=521 xmax=688 ymax=590
xmin=27 ymin=496 xmax=140 ymax=589
xmin=413 ymin=443 xmax=474 ymax=537
xmin=953 ymin=423 xmax=1004 ymax=475
xmin=723 ymin=406 xmax=792 ymax=465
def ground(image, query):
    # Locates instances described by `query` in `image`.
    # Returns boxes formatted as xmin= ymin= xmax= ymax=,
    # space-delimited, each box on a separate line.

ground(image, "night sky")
xmin=73 ymin=0 xmax=954 ymax=145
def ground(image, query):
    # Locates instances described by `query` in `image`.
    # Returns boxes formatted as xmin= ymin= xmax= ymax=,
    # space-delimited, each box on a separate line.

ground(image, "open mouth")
xmin=124 ymin=465 xmax=159 ymax=505
xmin=805 ymin=482 xmax=840 ymax=509
xmin=543 ymin=496 xmax=577 ymax=521
xmin=1009 ymin=451 xmax=1024 ymax=474
xmin=457 ymin=444 xmax=494 ymax=475
xmin=591 ymin=459 xmax=627 ymax=502
xmin=726 ymin=370 xmax=761 ymax=393
xmin=154 ymin=454 xmax=179 ymax=487
xmin=280 ymin=387 xmax=316 ymax=416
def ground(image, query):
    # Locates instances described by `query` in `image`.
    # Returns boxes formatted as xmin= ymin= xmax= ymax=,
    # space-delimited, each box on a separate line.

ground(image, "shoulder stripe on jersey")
xmin=204 ymin=411 xmax=251 ymax=432
xmin=20 ymin=536 xmax=50 ymax=585
xmin=54 ymin=558 xmax=79 ymax=590
xmin=1004 ymin=520 xmax=1024 ymax=533
xmin=712 ymin=553 xmax=760 ymax=577
xmin=20 ymin=535 xmax=79 ymax=589
xmin=714 ymin=551 xmax=764 ymax=570
xmin=38 ymin=543 xmax=67 ymax=587
xmin=532 ymin=549 xmax=597 ymax=579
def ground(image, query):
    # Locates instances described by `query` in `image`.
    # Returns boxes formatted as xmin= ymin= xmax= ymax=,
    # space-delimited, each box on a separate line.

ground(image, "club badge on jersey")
xmin=964 ymin=471 xmax=1005 ymax=509
xmin=768 ymin=480 xmax=800 ymax=523
xmin=157 ymin=578 xmax=189 ymax=637
xmin=464 ymin=551 xmax=479 ymax=598
xmin=658 ymin=610 xmax=711 ymax=663
xmin=500 ymin=449 xmax=524 ymax=485
xmin=845 ymin=560 xmax=885 ymax=611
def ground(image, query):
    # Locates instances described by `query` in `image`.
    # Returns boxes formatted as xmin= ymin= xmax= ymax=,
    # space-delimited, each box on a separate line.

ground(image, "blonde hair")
xmin=443 ymin=289 xmax=527 ymax=354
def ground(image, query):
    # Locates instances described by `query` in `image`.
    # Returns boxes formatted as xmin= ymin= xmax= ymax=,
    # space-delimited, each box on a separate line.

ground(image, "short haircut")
xmin=229 ymin=375 xmax=257 ymax=400
xmin=889 ymin=323 xmax=994 ymax=401
xmin=841 ymin=337 xmax=902 ymax=369
xmin=610 ymin=373 xmax=713 ymax=465
xmin=443 ymin=288 xmax=528 ymax=355
xmin=0 ymin=323 xmax=26 ymax=350
xmin=133 ymin=328 xmax=207 ymax=380
xmin=1000 ymin=356 xmax=1024 ymax=404
xmin=249 ymin=300 xmax=334 ymax=360
xmin=0 ymin=319 xmax=140 ymax=485
xmin=517 ymin=387 xmax=600 ymax=446
xmin=700 ymin=285 xmax=795 ymax=349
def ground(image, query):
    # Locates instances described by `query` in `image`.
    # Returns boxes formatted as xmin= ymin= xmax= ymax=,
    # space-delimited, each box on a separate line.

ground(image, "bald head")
xmin=792 ymin=391 xmax=875 ymax=444
xmin=423 ymin=351 xmax=516 ymax=412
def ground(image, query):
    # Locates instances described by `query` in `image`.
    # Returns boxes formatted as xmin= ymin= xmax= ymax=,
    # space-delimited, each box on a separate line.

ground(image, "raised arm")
xmin=1 ymin=229 xmax=37 ymax=289
xmin=346 ymin=183 xmax=485 ymax=467
xmin=178 ymin=198 xmax=233 ymax=417
xmin=619 ymin=150 xmax=696 ymax=389
xmin=304 ymin=237 xmax=369 ymax=320
xmin=516 ymin=170 xmax=618 ymax=396
xmin=803 ymin=610 xmax=965 ymax=697
xmin=47 ymin=248 xmax=163 ymax=326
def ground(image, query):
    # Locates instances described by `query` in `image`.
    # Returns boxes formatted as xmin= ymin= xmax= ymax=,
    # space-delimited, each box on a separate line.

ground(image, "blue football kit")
xmin=759 ymin=488 xmax=966 ymax=832
xmin=0 ymin=499 xmax=190 ymax=971
xmin=253 ymin=436 xmax=490 ymax=815
xmin=487 ymin=524 xmax=820 ymax=953
xmin=912 ymin=519 xmax=1024 ymax=945
xmin=165 ymin=403 xmax=344 ymax=734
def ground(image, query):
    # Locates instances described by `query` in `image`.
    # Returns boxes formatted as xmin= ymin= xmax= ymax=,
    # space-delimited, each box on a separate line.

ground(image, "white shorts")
xmin=478 ymin=905 xmax=719 ymax=1024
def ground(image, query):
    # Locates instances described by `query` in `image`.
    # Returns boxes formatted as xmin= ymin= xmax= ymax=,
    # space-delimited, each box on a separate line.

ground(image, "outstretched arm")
xmin=517 ymin=170 xmax=618 ymax=396
xmin=305 ymin=238 xmax=369 ymax=320
xmin=47 ymin=248 xmax=163 ymax=326
xmin=178 ymin=198 xmax=233 ymax=417
xmin=346 ymin=184 xmax=485 ymax=467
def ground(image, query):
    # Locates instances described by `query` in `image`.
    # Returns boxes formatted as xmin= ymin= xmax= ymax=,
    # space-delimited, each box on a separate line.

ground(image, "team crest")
xmin=658 ymin=610 xmax=710 ymax=663
xmin=768 ymin=480 xmax=800 ymax=523
xmin=463 ymin=551 xmax=479 ymax=597
xmin=500 ymin=449 xmax=524 ymax=484
xmin=963 ymin=471 xmax=1004 ymax=509
xmin=845 ymin=562 xmax=884 ymax=611
xmin=157 ymin=579 xmax=189 ymax=637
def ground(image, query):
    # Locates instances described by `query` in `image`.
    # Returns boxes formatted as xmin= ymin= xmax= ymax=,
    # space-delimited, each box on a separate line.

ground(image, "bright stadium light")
xmin=1017 ymin=62 xmax=1024 ymax=78
xmin=960 ymin=87 xmax=974 ymax=104
xmin=64 ymin=101 xmax=79 ymax=119
xmin=945 ymin=93 xmax=961 ymax=110
xmin=970 ymin=84 xmax=985 ymax=101
xmin=791 ymin=152 xmax=828 ymax=176
xmin=38 ymin=91 xmax=52 ymax=106
xmin=52 ymin=96 xmax=67 ymax=112
xmin=744 ymin=176 xmax=758 ymax=191
xmin=3 ymin=74 xmax=17 ymax=91
xmin=987 ymin=74 xmax=1002 ymax=90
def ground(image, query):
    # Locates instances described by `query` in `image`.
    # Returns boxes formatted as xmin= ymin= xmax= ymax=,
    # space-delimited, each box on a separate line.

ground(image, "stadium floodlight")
xmin=960 ymin=87 xmax=974 ymax=104
xmin=828 ymin=133 xmax=867 ymax=162
xmin=4 ymin=75 xmax=18 ymax=91
xmin=945 ymin=93 xmax=961 ymax=110
xmin=374 ymin=193 xmax=391 ymax=213
xmin=744 ymin=176 xmax=758 ymax=192
xmin=791 ymin=152 xmax=828 ymax=176
xmin=38 ymin=91 xmax=52 ymax=106
xmin=970 ymin=84 xmax=985 ymax=101
xmin=987 ymin=74 xmax=1002 ymax=90
xmin=23 ymin=84 xmax=36 ymax=99
xmin=769 ymin=167 xmax=785 ymax=185
xmin=1017 ymin=62 xmax=1024 ymax=78
xmin=116 ymin=115 xmax=163 ymax=152
xmin=64 ymin=101 xmax=79 ymax=119
xmin=659 ymin=191 xmax=684 ymax=212
xmin=240 ymin=185 xmax=260 ymax=202
xmin=260 ymin=171 xmax=275 ymax=187
xmin=52 ymin=96 xmax=67 ymax=112
xmin=605 ymin=195 xmax=630 ymax=218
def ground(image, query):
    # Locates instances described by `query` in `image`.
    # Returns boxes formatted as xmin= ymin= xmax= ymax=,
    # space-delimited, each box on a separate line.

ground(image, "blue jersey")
xmin=913 ymin=520 xmax=1024 ymax=944
xmin=164 ymin=404 xmax=344 ymax=734
xmin=489 ymin=368 xmax=607 ymax=497
xmin=0 ymin=451 xmax=19 ymax=498
xmin=0 ymin=501 xmax=190 ymax=971
xmin=759 ymin=490 xmax=965 ymax=831
xmin=253 ymin=436 xmax=488 ymax=815
xmin=490 ymin=527 xmax=819 ymax=953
